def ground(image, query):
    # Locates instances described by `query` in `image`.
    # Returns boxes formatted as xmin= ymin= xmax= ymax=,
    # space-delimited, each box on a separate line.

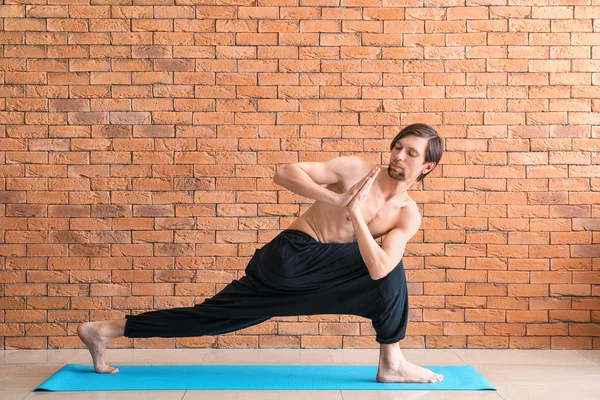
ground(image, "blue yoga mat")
xmin=35 ymin=364 xmax=495 ymax=391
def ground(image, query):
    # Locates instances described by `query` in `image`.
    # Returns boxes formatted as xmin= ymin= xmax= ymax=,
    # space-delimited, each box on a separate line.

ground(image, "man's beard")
xmin=387 ymin=165 xmax=406 ymax=181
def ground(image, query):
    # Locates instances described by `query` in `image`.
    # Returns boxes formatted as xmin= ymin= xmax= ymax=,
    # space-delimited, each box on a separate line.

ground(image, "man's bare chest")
xmin=343 ymin=195 xmax=407 ymax=238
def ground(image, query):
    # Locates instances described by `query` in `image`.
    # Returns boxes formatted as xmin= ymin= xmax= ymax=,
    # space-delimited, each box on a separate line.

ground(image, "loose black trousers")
xmin=124 ymin=230 xmax=409 ymax=344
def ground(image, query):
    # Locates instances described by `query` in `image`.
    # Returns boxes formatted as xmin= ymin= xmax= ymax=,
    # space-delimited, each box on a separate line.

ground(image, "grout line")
xmin=452 ymin=348 xmax=469 ymax=365
xmin=65 ymin=349 xmax=87 ymax=364
xmin=198 ymin=348 xmax=210 ymax=364
xmin=575 ymin=349 xmax=600 ymax=365
xmin=496 ymin=390 xmax=508 ymax=400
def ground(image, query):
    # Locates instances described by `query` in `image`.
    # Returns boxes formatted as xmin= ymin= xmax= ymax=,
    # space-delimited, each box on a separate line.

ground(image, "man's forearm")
xmin=349 ymin=211 xmax=398 ymax=280
xmin=274 ymin=165 xmax=339 ymax=205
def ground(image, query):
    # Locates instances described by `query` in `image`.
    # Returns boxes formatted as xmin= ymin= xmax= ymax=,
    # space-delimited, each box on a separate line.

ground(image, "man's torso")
xmin=288 ymin=162 xmax=415 ymax=243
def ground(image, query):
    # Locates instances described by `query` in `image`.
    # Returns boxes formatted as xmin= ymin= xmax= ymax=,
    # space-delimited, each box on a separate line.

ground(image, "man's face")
xmin=388 ymin=135 xmax=430 ymax=182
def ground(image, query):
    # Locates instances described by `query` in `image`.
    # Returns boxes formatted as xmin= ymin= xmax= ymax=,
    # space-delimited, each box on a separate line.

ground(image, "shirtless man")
xmin=78 ymin=123 xmax=444 ymax=383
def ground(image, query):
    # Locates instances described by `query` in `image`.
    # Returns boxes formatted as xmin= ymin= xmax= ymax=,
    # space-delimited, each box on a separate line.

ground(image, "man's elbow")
xmin=273 ymin=166 xmax=288 ymax=186
xmin=369 ymin=265 xmax=393 ymax=281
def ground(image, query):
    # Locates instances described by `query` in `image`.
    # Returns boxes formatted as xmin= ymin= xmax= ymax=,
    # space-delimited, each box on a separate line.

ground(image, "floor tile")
xmin=401 ymin=350 xmax=465 ymax=366
xmin=342 ymin=390 xmax=502 ymax=400
xmin=472 ymin=364 xmax=600 ymax=387
xmin=23 ymin=390 xmax=186 ymax=400
xmin=330 ymin=349 xmax=379 ymax=365
xmin=0 ymin=390 xmax=31 ymax=400
xmin=495 ymin=384 xmax=600 ymax=400
xmin=1 ymin=350 xmax=84 ymax=365
xmin=576 ymin=350 xmax=600 ymax=365
xmin=184 ymin=390 xmax=343 ymax=400
xmin=0 ymin=364 xmax=63 ymax=389
xmin=329 ymin=349 xmax=464 ymax=367
xmin=454 ymin=349 xmax=595 ymax=366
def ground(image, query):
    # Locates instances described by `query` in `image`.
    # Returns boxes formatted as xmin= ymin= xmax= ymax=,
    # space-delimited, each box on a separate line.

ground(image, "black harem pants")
xmin=124 ymin=230 xmax=409 ymax=344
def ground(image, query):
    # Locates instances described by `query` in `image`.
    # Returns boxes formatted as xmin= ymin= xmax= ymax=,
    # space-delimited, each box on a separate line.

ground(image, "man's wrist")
xmin=347 ymin=208 xmax=361 ymax=219
xmin=328 ymin=192 xmax=343 ymax=207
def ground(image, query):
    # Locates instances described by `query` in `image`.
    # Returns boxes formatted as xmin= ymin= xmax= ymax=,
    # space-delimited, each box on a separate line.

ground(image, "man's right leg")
xmin=78 ymin=259 xmax=273 ymax=373
xmin=78 ymin=309 xmax=270 ymax=374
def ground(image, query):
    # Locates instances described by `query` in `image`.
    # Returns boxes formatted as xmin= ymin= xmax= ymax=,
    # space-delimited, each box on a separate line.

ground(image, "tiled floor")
xmin=1 ymin=348 xmax=599 ymax=400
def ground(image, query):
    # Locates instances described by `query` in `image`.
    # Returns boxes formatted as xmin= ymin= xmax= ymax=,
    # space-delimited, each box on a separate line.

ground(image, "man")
xmin=78 ymin=123 xmax=444 ymax=383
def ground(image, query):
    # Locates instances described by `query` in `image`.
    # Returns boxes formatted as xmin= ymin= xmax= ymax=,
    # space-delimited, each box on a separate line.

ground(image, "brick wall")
xmin=1 ymin=0 xmax=599 ymax=350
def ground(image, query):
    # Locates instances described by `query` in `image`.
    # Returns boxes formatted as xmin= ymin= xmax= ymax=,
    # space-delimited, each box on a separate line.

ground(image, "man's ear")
xmin=422 ymin=161 xmax=436 ymax=175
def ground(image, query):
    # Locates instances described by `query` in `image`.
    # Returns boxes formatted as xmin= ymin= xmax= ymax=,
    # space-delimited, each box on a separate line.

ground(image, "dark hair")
xmin=389 ymin=123 xmax=443 ymax=183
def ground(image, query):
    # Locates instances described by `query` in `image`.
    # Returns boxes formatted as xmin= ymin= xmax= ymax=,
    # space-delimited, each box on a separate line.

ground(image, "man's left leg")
xmin=371 ymin=260 xmax=444 ymax=383
xmin=377 ymin=342 xmax=443 ymax=383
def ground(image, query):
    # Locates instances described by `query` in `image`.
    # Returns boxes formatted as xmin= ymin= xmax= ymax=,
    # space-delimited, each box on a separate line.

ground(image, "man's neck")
xmin=377 ymin=170 xmax=415 ymax=202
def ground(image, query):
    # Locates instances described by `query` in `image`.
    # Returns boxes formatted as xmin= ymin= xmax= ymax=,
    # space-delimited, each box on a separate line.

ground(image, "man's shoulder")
xmin=329 ymin=156 xmax=373 ymax=179
xmin=395 ymin=197 xmax=422 ymax=229
xmin=333 ymin=155 xmax=372 ymax=168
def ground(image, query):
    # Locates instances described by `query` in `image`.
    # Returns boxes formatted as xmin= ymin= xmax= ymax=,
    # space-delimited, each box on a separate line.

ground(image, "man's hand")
xmin=337 ymin=168 xmax=379 ymax=210
xmin=345 ymin=167 xmax=379 ymax=215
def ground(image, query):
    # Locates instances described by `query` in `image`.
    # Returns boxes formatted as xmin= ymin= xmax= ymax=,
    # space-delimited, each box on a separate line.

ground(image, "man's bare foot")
xmin=77 ymin=322 xmax=119 ymax=374
xmin=376 ymin=359 xmax=444 ymax=383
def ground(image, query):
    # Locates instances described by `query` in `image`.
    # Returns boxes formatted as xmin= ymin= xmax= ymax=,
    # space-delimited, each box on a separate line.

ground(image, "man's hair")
xmin=389 ymin=123 xmax=444 ymax=183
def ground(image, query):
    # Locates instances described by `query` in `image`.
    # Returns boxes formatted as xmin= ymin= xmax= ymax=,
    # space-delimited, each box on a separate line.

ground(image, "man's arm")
xmin=273 ymin=156 xmax=368 ymax=206
xmin=345 ymin=170 xmax=421 ymax=280
xmin=350 ymin=203 xmax=421 ymax=280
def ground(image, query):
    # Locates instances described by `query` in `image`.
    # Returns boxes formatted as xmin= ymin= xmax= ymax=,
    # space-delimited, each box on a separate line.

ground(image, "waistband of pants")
xmin=280 ymin=230 xmax=359 ymax=249
xmin=280 ymin=229 xmax=319 ymax=243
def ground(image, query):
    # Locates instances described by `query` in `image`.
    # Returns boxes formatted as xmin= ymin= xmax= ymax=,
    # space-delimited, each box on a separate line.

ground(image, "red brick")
xmin=550 ymin=284 xmax=591 ymax=296
xmin=5 ymin=337 xmax=48 ymax=349
xmin=301 ymin=336 xmax=342 ymax=349
xmin=6 ymin=310 xmax=47 ymax=323
xmin=426 ymin=336 xmax=466 ymax=349
xmin=319 ymin=323 xmax=359 ymax=336
xmin=510 ymin=336 xmax=551 ymax=349
xmin=0 ymin=324 xmax=25 ymax=337
xmin=423 ymin=309 xmax=464 ymax=322
xmin=507 ymin=311 xmax=549 ymax=323
xmin=259 ymin=335 xmax=300 ymax=348
xmin=573 ymin=297 xmax=600 ymax=310
xmin=550 ymin=310 xmax=590 ymax=323
xmin=465 ymin=309 xmax=506 ymax=322
xmin=446 ymin=296 xmax=487 ymax=309
xmin=485 ymin=323 xmax=526 ymax=336
xmin=527 ymin=323 xmax=568 ymax=336
xmin=215 ymin=335 xmax=257 ymax=348
xmin=468 ymin=336 xmax=509 ymax=349
xmin=508 ymin=284 xmax=549 ymax=297
xmin=342 ymin=336 xmax=378 ymax=349
xmin=488 ymin=296 xmax=529 ymax=310
xmin=551 ymin=337 xmax=592 ymax=349
xmin=175 ymin=336 xmax=217 ymax=348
